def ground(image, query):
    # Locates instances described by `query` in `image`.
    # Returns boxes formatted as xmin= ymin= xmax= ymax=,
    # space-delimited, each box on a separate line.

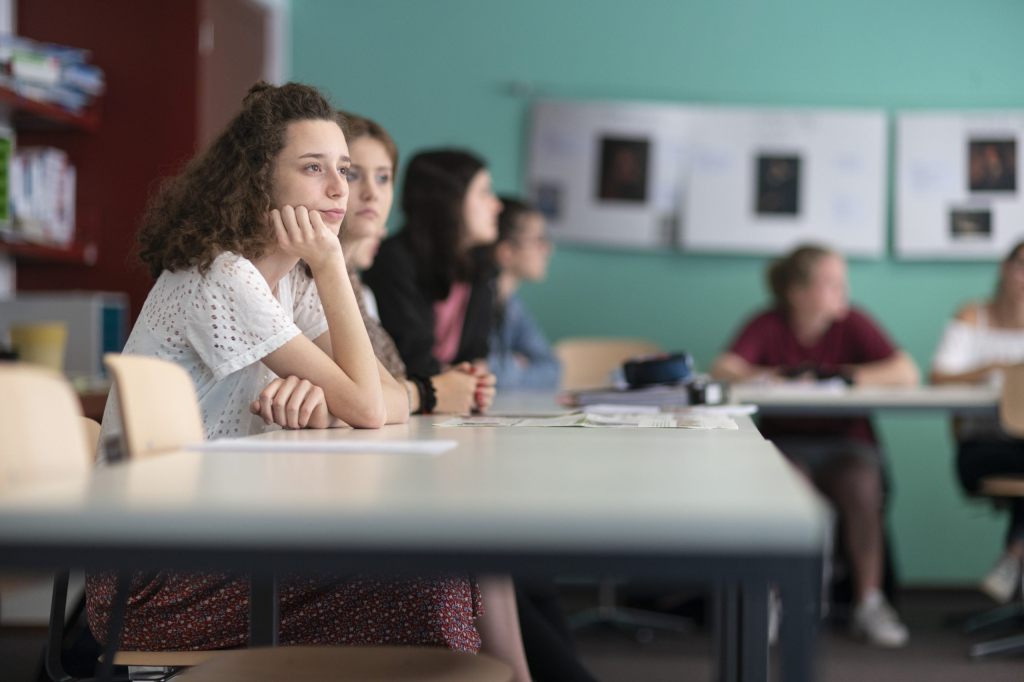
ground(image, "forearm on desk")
xmin=848 ymin=351 xmax=919 ymax=387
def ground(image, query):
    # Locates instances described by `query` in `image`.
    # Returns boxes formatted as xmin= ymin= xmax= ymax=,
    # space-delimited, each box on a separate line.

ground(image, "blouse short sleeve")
xmin=289 ymin=267 xmax=329 ymax=340
xmin=185 ymin=254 xmax=301 ymax=381
xmin=931 ymin=320 xmax=977 ymax=375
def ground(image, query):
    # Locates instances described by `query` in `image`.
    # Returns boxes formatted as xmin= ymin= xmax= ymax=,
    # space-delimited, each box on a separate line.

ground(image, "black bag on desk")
xmin=622 ymin=352 xmax=693 ymax=388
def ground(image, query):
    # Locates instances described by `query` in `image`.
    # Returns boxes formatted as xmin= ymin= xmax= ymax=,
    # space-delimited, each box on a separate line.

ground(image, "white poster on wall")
xmin=678 ymin=107 xmax=888 ymax=258
xmin=896 ymin=111 xmax=1024 ymax=260
xmin=526 ymin=99 xmax=694 ymax=249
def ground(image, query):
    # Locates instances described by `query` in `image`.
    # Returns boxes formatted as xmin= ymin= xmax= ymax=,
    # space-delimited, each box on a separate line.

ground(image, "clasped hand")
xmin=250 ymin=375 xmax=335 ymax=429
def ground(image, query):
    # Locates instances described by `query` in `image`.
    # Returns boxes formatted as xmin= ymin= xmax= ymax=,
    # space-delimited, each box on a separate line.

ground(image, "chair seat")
xmin=176 ymin=645 xmax=513 ymax=681
xmin=113 ymin=650 xmax=221 ymax=667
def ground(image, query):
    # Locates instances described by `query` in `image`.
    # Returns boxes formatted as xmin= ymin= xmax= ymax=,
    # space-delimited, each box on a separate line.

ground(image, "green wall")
xmin=292 ymin=0 xmax=1024 ymax=583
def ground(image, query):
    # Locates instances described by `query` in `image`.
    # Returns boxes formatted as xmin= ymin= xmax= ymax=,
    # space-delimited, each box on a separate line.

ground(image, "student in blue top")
xmin=487 ymin=198 xmax=561 ymax=390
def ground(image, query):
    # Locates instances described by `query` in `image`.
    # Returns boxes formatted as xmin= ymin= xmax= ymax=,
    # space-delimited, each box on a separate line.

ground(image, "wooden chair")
xmin=178 ymin=646 xmax=513 ymax=682
xmin=547 ymin=339 xmax=693 ymax=638
xmin=103 ymin=353 xmax=204 ymax=459
xmin=0 ymin=365 xmax=112 ymax=681
xmin=0 ymin=418 xmax=95 ymax=630
xmin=967 ymin=363 xmax=1024 ymax=658
xmin=553 ymin=337 xmax=661 ymax=391
xmin=101 ymin=353 xmax=513 ymax=681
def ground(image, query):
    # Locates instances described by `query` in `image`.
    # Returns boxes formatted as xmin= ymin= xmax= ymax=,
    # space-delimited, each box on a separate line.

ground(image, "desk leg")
xmin=739 ymin=579 xmax=769 ymax=682
xmin=97 ymin=572 xmax=131 ymax=682
xmin=714 ymin=582 xmax=740 ymax=682
xmin=249 ymin=575 xmax=279 ymax=647
xmin=778 ymin=558 xmax=821 ymax=682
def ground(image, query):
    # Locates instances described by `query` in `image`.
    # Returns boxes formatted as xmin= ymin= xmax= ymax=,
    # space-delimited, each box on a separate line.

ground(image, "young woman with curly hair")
xmin=86 ymin=82 xmax=499 ymax=659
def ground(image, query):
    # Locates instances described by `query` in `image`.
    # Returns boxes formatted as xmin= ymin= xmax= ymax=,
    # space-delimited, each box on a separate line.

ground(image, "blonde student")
xmin=338 ymin=112 xmax=495 ymax=415
xmin=712 ymin=243 xmax=918 ymax=648
xmin=932 ymin=240 xmax=1024 ymax=603
xmin=87 ymin=82 xmax=490 ymax=657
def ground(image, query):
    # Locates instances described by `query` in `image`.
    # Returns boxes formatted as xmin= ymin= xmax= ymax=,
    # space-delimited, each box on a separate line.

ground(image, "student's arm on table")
xmin=260 ymin=206 xmax=385 ymax=427
xmin=847 ymin=350 xmax=919 ymax=387
xmin=930 ymin=363 xmax=1010 ymax=386
xmin=710 ymin=351 xmax=780 ymax=383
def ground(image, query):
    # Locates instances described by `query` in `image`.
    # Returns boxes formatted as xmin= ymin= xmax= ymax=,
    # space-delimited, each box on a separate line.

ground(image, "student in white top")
xmin=87 ymin=83 xmax=500 ymax=659
xmin=932 ymin=240 xmax=1024 ymax=604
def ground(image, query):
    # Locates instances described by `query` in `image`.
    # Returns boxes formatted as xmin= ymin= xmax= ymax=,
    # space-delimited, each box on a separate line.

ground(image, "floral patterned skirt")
xmin=86 ymin=572 xmax=482 ymax=653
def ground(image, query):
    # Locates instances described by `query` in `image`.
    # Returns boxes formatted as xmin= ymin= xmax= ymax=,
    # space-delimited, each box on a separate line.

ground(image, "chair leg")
xmin=963 ymin=603 xmax=1024 ymax=634
xmin=970 ymin=632 xmax=1024 ymax=659
xmin=569 ymin=579 xmax=693 ymax=641
xmin=45 ymin=571 xmax=72 ymax=682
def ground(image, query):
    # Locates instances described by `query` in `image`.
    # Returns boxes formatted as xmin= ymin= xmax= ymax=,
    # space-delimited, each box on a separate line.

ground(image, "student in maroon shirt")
xmin=712 ymin=244 xmax=919 ymax=648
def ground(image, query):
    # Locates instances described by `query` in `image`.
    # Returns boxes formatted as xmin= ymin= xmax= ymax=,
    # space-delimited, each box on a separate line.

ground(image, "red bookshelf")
xmin=0 ymin=238 xmax=97 ymax=265
xmin=0 ymin=84 xmax=100 ymax=133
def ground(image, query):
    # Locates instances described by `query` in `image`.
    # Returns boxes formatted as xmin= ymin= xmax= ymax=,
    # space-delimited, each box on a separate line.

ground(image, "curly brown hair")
xmin=137 ymin=81 xmax=342 ymax=278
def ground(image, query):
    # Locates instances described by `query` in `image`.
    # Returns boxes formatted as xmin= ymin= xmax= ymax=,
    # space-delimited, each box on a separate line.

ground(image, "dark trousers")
xmin=516 ymin=581 xmax=597 ymax=682
xmin=957 ymin=438 xmax=1024 ymax=544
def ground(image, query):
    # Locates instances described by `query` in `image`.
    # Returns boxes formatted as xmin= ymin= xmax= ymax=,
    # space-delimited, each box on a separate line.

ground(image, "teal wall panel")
xmin=292 ymin=0 xmax=1024 ymax=583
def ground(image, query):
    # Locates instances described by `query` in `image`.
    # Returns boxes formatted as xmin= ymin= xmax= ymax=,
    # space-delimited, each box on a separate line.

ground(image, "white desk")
xmin=731 ymin=383 xmax=999 ymax=417
xmin=0 ymin=410 xmax=828 ymax=681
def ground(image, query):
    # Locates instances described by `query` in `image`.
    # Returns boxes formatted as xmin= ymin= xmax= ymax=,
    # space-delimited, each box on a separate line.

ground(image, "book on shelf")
xmin=0 ymin=35 xmax=104 ymax=114
xmin=8 ymin=146 xmax=76 ymax=247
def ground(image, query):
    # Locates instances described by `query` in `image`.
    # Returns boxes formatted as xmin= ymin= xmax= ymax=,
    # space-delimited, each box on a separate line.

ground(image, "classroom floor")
xmin=1 ymin=588 xmax=1021 ymax=681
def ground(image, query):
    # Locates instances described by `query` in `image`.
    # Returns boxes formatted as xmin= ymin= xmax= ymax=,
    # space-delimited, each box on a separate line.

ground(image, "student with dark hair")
xmin=86 ymin=82 xmax=491 ymax=659
xmin=362 ymin=146 xmax=595 ymax=680
xmin=488 ymin=197 xmax=561 ymax=389
xmin=364 ymin=149 xmax=501 ymax=392
xmin=932 ymin=240 xmax=1024 ymax=603
xmin=712 ymin=243 xmax=919 ymax=648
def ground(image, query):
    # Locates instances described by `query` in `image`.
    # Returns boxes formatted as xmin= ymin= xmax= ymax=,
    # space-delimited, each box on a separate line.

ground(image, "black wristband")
xmin=410 ymin=375 xmax=437 ymax=414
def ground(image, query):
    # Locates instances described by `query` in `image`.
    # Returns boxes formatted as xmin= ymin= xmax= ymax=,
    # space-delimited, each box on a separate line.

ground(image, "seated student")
xmin=487 ymin=197 xmax=561 ymax=390
xmin=931 ymin=240 xmax=1024 ymax=603
xmin=363 ymin=149 xmax=501 ymax=389
xmin=343 ymin=114 xmax=593 ymax=681
xmin=85 ymin=82 xmax=507 ymax=665
xmin=711 ymin=243 xmax=918 ymax=648
xmin=338 ymin=112 xmax=494 ymax=414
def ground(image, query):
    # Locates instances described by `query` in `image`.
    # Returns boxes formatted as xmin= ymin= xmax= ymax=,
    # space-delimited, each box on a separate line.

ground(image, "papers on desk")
xmin=191 ymin=438 xmax=456 ymax=456
xmin=435 ymin=411 xmax=738 ymax=430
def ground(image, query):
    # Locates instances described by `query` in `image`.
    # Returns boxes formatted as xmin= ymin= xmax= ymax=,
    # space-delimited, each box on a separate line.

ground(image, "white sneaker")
xmin=980 ymin=553 xmax=1021 ymax=604
xmin=850 ymin=596 xmax=909 ymax=648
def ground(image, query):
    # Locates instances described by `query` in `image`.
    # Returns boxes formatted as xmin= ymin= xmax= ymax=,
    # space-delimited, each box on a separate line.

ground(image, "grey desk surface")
xmin=0 ymin=409 xmax=826 ymax=559
xmin=731 ymin=383 xmax=999 ymax=416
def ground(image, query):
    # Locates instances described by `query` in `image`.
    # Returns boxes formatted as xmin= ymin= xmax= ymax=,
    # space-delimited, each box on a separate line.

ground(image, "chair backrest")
xmin=0 ymin=364 xmax=91 ymax=491
xmin=103 ymin=353 xmax=205 ymax=459
xmin=999 ymin=364 xmax=1024 ymax=438
xmin=80 ymin=417 xmax=102 ymax=462
xmin=553 ymin=337 xmax=662 ymax=391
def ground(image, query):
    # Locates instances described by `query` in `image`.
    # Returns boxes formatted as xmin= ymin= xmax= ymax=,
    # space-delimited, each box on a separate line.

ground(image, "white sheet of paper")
xmin=582 ymin=403 xmax=661 ymax=415
xmin=192 ymin=438 xmax=456 ymax=456
xmin=675 ymin=403 xmax=759 ymax=417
